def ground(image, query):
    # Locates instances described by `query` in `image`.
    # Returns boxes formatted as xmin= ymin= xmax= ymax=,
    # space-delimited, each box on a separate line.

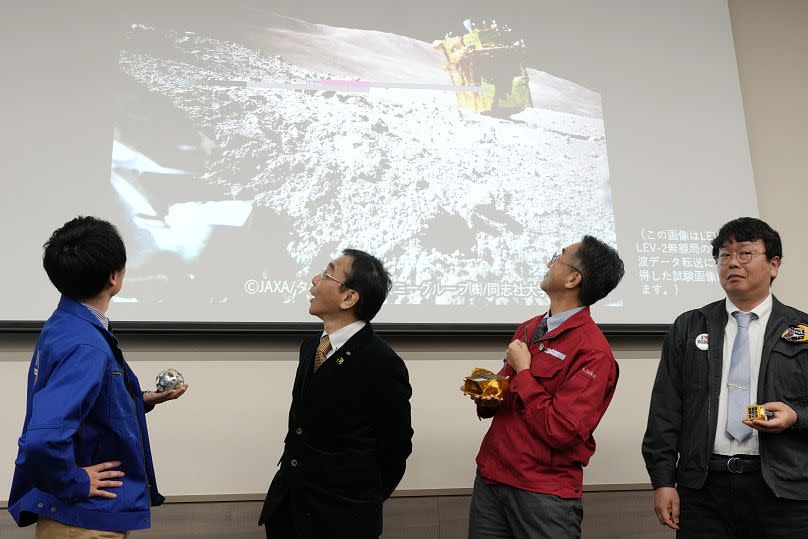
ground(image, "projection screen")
xmin=0 ymin=0 xmax=757 ymax=327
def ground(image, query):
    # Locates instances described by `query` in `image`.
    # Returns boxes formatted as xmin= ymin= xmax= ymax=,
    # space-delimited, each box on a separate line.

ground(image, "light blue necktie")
xmin=727 ymin=311 xmax=757 ymax=441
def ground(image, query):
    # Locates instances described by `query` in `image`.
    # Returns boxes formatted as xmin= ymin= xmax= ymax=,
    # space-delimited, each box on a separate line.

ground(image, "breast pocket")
xmin=106 ymin=369 xmax=135 ymax=419
xmin=772 ymin=340 xmax=808 ymax=359
xmin=529 ymin=353 xmax=565 ymax=393
xmin=771 ymin=341 xmax=808 ymax=397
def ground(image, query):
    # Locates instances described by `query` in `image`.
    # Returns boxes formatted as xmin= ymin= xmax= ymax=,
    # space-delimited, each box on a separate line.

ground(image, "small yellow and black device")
xmin=461 ymin=368 xmax=509 ymax=400
xmin=746 ymin=404 xmax=775 ymax=421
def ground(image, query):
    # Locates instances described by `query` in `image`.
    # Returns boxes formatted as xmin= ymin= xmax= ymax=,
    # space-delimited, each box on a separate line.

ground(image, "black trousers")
xmin=263 ymin=497 xmax=379 ymax=539
xmin=678 ymin=471 xmax=808 ymax=539
xmin=264 ymin=498 xmax=299 ymax=539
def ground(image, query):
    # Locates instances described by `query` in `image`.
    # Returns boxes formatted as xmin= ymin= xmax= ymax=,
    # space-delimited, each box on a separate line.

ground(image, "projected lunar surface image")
xmin=112 ymin=12 xmax=614 ymax=311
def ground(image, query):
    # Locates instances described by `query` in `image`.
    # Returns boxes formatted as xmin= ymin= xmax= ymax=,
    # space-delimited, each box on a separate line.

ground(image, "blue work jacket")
xmin=8 ymin=296 xmax=164 ymax=531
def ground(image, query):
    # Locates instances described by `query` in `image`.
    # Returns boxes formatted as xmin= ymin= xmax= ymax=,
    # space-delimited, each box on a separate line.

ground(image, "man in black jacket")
xmin=259 ymin=249 xmax=413 ymax=539
xmin=642 ymin=217 xmax=808 ymax=538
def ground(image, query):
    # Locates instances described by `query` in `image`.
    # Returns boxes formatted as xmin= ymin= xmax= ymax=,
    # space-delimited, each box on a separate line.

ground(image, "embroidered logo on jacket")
xmin=782 ymin=324 xmax=808 ymax=343
xmin=33 ymin=350 xmax=40 ymax=386
xmin=581 ymin=367 xmax=596 ymax=379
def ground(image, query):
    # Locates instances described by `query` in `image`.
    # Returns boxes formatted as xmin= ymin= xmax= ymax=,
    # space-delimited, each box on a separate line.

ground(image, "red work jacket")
xmin=476 ymin=307 xmax=618 ymax=498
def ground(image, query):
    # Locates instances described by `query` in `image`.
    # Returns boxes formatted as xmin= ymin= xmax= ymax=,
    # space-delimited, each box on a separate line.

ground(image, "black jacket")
xmin=642 ymin=296 xmax=808 ymax=499
xmin=259 ymin=323 xmax=413 ymax=538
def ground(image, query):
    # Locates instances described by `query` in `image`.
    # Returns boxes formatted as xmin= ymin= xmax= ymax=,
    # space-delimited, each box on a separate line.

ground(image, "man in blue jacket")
xmin=8 ymin=216 xmax=187 ymax=537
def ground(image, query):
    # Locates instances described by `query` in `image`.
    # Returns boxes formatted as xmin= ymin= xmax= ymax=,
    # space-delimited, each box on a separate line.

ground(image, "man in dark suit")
xmin=259 ymin=249 xmax=413 ymax=539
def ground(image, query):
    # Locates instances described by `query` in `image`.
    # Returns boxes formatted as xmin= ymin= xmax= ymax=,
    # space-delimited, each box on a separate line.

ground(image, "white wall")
xmin=729 ymin=0 xmax=808 ymax=307
xmin=0 ymin=334 xmax=661 ymax=500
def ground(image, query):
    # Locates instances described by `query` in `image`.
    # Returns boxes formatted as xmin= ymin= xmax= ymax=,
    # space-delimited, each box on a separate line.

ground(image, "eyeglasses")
xmin=319 ymin=269 xmax=349 ymax=287
xmin=549 ymin=251 xmax=582 ymax=274
xmin=715 ymin=250 xmax=765 ymax=265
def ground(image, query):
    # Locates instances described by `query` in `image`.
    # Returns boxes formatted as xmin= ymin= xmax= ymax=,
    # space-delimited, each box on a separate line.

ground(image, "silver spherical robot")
xmin=155 ymin=368 xmax=184 ymax=392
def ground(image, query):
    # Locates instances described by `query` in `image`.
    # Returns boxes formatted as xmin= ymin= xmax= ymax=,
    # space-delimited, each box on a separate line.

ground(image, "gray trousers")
xmin=469 ymin=472 xmax=583 ymax=539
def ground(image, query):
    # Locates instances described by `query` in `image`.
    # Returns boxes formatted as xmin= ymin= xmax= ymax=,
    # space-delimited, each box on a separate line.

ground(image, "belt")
xmin=709 ymin=454 xmax=761 ymax=474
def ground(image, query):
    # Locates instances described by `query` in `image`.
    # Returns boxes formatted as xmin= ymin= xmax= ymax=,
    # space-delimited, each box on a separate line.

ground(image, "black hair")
xmin=572 ymin=235 xmax=625 ymax=306
xmin=42 ymin=216 xmax=127 ymax=300
xmin=341 ymin=248 xmax=392 ymax=321
xmin=711 ymin=217 xmax=782 ymax=262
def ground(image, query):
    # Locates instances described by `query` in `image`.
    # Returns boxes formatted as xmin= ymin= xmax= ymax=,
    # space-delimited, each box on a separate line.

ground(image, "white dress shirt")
xmin=322 ymin=320 xmax=367 ymax=358
xmin=713 ymin=294 xmax=772 ymax=456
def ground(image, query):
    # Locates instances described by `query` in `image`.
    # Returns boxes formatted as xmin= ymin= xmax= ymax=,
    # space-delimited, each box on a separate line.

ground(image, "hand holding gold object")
xmin=746 ymin=404 xmax=774 ymax=421
xmin=460 ymin=368 xmax=509 ymax=400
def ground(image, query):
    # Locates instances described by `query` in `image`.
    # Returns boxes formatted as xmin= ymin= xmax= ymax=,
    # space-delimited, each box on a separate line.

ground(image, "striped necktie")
xmin=314 ymin=334 xmax=331 ymax=372
xmin=531 ymin=316 xmax=549 ymax=344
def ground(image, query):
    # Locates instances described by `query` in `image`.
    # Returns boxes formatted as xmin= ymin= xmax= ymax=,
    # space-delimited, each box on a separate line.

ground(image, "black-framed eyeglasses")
xmin=320 ymin=269 xmax=349 ymax=287
xmin=549 ymin=251 xmax=582 ymax=274
xmin=715 ymin=250 xmax=764 ymax=265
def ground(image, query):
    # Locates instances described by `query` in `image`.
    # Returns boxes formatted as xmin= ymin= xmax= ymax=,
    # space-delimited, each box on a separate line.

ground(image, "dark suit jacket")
xmin=260 ymin=323 xmax=413 ymax=538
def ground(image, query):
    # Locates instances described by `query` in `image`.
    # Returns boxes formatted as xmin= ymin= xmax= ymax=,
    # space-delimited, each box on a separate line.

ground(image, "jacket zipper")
xmin=102 ymin=328 xmax=152 ymax=498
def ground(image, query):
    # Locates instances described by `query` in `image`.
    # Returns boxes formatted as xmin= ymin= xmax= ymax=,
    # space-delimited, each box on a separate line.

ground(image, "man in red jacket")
xmin=470 ymin=235 xmax=624 ymax=539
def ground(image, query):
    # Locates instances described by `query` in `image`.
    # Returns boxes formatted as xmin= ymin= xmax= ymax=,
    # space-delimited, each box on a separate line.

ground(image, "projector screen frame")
xmin=0 ymin=320 xmax=670 ymax=337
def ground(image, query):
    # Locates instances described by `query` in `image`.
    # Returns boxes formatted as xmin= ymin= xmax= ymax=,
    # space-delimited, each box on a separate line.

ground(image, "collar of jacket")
xmin=56 ymin=295 xmax=118 ymax=345
xmin=697 ymin=294 xmax=791 ymax=349
xmin=538 ymin=306 xmax=592 ymax=341
xmin=303 ymin=322 xmax=374 ymax=367
xmin=331 ymin=321 xmax=374 ymax=357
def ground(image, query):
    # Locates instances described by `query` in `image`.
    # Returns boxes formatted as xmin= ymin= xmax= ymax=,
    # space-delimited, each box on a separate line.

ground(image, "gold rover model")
xmin=461 ymin=368 xmax=509 ymax=399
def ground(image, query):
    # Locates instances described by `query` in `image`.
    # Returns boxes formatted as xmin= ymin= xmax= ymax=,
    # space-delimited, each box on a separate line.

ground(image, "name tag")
xmin=544 ymin=348 xmax=566 ymax=361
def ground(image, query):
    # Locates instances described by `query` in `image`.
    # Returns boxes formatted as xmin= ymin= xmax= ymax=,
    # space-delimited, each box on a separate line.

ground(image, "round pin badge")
xmin=695 ymin=333 xmax=709 ymax=351
xmin=538 ymin=343 xmax=545 ymax=351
